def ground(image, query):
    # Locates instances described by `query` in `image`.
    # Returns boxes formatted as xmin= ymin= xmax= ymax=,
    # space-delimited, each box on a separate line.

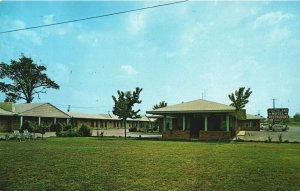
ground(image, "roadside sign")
xmin=267 ymin=108 xmax=289 ymax=119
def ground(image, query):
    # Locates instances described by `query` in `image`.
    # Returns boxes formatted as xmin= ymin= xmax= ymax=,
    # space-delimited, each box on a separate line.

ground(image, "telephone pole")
xmin=67 ymin=105 xmax=71 ymax=112
xmin=272 ymin=98 xmax=276 ymax=109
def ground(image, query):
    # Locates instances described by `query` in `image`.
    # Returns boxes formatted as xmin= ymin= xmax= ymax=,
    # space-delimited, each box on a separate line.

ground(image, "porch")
xmin=161 ymin=113 xmax=235 ymax=140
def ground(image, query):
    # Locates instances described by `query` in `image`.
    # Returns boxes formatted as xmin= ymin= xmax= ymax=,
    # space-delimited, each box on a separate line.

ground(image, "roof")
xmin=67 ymin=112 xmax=118 ymax=120
xmin=14 ymin=103 xmax=45 ymax=113
xmin=147 ymin=99 xmax=236 ymax=114
xmin=15 ymin=103 xmax=70 ymax=118
xmin=245 ymin=114 xmax=265 ymax=120
xmin=0 ymin=108 xmax=16 ymax=116
xmin=68 ymin=112 xmax=155 ymax=122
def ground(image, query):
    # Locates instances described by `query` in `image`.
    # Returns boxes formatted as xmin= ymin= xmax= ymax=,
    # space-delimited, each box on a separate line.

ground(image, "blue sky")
xmin=0 ymin=1 xmax=299 ymax=117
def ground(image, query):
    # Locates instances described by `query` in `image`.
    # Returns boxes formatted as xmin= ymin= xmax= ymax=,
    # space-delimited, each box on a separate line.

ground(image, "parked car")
xmin=260 ymin=123 xmax=269 ymax=131
xmin=272 ymin=124 xmax=289 ymax=132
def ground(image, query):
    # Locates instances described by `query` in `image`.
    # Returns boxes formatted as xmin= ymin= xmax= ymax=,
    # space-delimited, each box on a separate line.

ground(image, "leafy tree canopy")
xmin=112 ymin=87 xmax=143 ymax=139
xmin=0 ymin=54 xmax=59 ymax=103
xmin=293 ymin=113 xmax=300 ymax=122
xmin=228 ymin=87 xmax=252 ymax=111
xmin=112 ymin=87 xmax=143 ymax=120
xmin=153 ymin=101 xmax=167 ymax=110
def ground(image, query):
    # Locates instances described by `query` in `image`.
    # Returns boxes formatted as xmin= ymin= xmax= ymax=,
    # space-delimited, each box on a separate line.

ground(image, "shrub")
xmin=50 ymin=123 xmax=62 ymax=133
xmin=58 ymin=129 xmax=81 ymax=137
xmin=64 ymin=125 xmax=72 ymax=131
xmin=21 ymin=121 xmax=34 ymax=133
xmin=267 ymin=135 xmax=272 ymax=142
xmin=153 ymin=126 xmax=158 ymax=131
xmin=129 ymin=127 xmax=137 ymax=132
xmin=278 ymin=133 xmax=283 ymax=143
xmin=79 ymin=124 xmax=91 ymax=137
xmin=37 ymin=125 xmax=48 ymax=139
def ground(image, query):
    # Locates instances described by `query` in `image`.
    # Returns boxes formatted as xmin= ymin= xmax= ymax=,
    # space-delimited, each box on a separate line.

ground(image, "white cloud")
xmin=77 ymin=31 xmax=102 ymax=47
xmin=41 ymin=14 xmax=72 ymax=36
xmin=180 ymin=22 xmax=212 ymax=56
xmin=43 ymin=14 xmax=54 ymax=25
xmin=120 ymin=65 xmax=137 ymax=76
xmin=48 ymin=63 xmax=70 ymax=85
xmin=11 ymin=20 xmax=42 ymax=45
xmin=269 ymin=27 xmax=290 ymax=43
xmin=253 ymin=11 xmax=292 ymax=29
xmin=127 ymin=12 xmax=147 ymax=35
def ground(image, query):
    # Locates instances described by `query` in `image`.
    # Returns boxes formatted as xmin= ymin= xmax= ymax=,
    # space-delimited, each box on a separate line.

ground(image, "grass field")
xmin=0 ymin=138 xmax=300 ymax=191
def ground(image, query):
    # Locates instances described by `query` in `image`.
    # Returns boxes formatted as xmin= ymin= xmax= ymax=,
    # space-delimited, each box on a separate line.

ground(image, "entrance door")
xmin=190 ymin=116 xmax=204 ymax=138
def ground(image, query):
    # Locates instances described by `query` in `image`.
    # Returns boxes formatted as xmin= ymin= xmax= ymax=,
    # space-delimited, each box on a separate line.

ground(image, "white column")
xmin=20 ymin=116 xmax=23 ymax=128
xmin=204 ymin=115 xmax=208 ymax=131
xmin=182 ymin=115 xmax=186 ymax=131
xmin=163 ymin=116 xmax=166 ymax=131
xmin=226 ymin=114 xmax=230 ymax=132
xmin=54 ymin=118 xmax=57 ymax=124
xmin=38 ymin=117 xmax=41 ymax=126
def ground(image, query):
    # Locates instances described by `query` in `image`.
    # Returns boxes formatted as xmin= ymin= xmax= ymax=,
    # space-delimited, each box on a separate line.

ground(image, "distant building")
xmin=0 ymin=102 xmax=155 ymax=132
xmin=147 ymin=99 xmax=236 ymax=140
xmin=147 ymin=99 xmax=263 ymax=140
xmin=0 ymin=102 xmax=70 ymax=132
xmin=238 ymin=114 xmax=265 ymax=131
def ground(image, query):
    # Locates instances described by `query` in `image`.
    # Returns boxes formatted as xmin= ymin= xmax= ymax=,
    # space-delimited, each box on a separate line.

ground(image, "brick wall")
xmin=199 ymin=131 xmax=231 ymax=141
xmin=162 ymin=130 xmax=190 ymax=139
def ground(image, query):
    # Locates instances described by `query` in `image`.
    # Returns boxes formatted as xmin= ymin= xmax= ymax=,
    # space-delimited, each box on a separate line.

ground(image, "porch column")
xmin=204 ymin=115 xmax=208 ymax=131
xmin=20 ymin=116 xmax=23 ymax=128
xmin=38 ymin=117 xmax=41 ymax=126
xmin=163 ymin=116 xmax=166 ymax=131
xmin=54 ymin=118 xmax=57 ymax=124
xmin=226 ymin=114 xmax=230 ymax=132
xmin=182 ymin=115 xmax=186 ymax=131
xmin=67 ymin=119 xmax=69 ymax=125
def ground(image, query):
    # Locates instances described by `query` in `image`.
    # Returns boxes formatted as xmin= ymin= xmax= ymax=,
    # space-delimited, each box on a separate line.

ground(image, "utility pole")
xmin=272 ymin=98 xmax=276 ymax=108
xmin=67 ymin=105 xmax=70 ymax=112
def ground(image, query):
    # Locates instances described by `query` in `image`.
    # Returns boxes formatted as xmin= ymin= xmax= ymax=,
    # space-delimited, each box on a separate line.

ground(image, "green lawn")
xmin=0 ymin=138 xmax=300 ymax=191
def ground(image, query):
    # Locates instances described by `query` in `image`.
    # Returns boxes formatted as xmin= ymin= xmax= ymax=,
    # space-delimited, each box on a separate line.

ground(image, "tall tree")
xmin=228 ymin=87 xmax=252 ymax=112
xmin=0 ymin=54 xmax=59 ymax=103
xmin=153 ymin=101 xmax=168 ymax=110
xmin=112 ymin=87 xmax=143 ymax=139
xmin=228 ymin=87 xmax=252 ymax=140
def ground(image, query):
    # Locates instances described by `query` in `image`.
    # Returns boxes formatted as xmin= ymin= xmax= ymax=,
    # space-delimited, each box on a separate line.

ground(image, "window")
xmin=91 ymin=120 xmax=94 ymax=127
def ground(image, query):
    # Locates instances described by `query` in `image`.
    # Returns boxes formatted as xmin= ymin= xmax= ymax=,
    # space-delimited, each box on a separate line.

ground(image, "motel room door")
xmin=190 ymin=115 xmax=204 ymax=138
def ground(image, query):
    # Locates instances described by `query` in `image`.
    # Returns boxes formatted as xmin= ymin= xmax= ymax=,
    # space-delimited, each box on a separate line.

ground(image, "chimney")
xmin=0 ymin=102 xmax=16 ymax=112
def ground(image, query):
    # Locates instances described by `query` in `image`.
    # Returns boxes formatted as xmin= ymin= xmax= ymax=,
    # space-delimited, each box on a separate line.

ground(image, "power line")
xmin=0 ymin=0 xmax=188 ymax=34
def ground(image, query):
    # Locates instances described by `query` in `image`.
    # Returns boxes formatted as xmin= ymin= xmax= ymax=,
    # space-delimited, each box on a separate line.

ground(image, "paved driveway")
xmin=92 ymin=129 xmax=162 ymax=139
xmin=238 ymin=126 xmax=300 ymax=142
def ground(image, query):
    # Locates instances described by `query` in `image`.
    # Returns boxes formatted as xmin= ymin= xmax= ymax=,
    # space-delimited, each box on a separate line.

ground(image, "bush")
xmin=58 ymin=129 xmax=81 ymax=137
xmin=153 ymin=126 xmax=158 ymax=131
xmin=36 ymin=125 xmax=48 ymax=139
xmin=21 ymin=121 xmax=35 ymax=133
xmin=79 ymin=124 xmax=91 ymax=137
xmin=64 ymin=125 xmax=72 ymax=131
xmin=129 ymin=127 xmax=137 ymax=132
xmin=278 ymin=133 xmax=283 ymax=143
xmin=50 ymin=123 xmax=62 ymax=133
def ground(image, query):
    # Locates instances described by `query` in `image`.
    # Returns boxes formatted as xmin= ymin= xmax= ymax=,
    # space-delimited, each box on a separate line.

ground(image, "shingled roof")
xmin=0 ymin=108 xmax=15 ymax=116
xmin=147 ymin=99 xmax=235 ymax=114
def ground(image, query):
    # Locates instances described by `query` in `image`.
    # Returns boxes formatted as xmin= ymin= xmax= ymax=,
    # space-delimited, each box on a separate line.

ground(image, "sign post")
xmin=267 ymin=108 xmax=289 ymax=126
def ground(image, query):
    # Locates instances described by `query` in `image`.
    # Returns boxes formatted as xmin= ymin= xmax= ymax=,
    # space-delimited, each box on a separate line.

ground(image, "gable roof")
xmin=15 ymin=103 xmax=45 ymax=113
xmin=15 ymin=103 xmax=70 ymax=118
xmin=0 ymin=108 xmax=16 ymax=116
xmin=147 ymin=99 xmax=236 ymax=114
